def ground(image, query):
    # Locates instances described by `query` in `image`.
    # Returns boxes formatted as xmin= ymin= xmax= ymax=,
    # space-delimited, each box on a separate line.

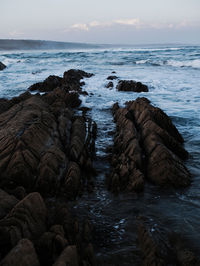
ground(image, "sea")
xmin=0 ymin=45 xmax=200 ymax=264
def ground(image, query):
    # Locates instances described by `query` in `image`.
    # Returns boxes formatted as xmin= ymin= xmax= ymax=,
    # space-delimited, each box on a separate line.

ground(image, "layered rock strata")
xmin=0 ymin=69 xmax=96 ymax=265
xmin=108 ymin=97 xmax=191 ymax=192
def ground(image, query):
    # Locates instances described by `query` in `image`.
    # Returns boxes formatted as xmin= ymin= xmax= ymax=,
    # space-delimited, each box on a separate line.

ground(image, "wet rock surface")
xmin=108 ymin=97 xmax=191 ymax=192
xmin=105 ymin=81 xmax=114 ymax=88
xmin=0 ymin=69 xmax=96 ymax=265
xmin=117 ymin=80 xmax=148 ymax=92
xmin=137 ymin=218 xmax=200 ymax=266
xmin=107 ymin=75 xmax=118 ymax=80
xmin=0 ymin=62 xmax=6 ymax=71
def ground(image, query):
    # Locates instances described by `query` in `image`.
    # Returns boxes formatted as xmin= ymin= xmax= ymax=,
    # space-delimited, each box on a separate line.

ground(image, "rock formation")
xmin=117 ymin=80 xmax=148 ymax=92
xmin=0 ymin=69 xmax=96 ymax=265
xmin=0 ymin=62 xmax=6 ymax=71
xmin=108 ymin=97 xmax=190 ymax=192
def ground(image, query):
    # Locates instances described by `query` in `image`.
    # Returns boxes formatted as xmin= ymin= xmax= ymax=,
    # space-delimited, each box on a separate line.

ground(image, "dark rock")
xmin=0 ymin=192 xmax=47 ymax=252
xmin=53 ymin=245 xmax=79 ymax=266
xmin=108 ymin=105 xmax=144 ymax=192
xmin=105 ymin=81 xmax=113 ymax=88
xmin=117 ymin=80 xmax=148 ymax=92
xmin=37 ymin=225 xmax=68 ymax=265
xmin=0 ymin=239 xmax=40 ymax=266
xmin=137 ymin=219 xmax=200 ymax=266
xmin=0 ymin=62 xmax=6 ymax=71
xmin=0 ymin=92 xmax=31 ymax=115
xmin=128 ymin=98 xmax=190 ymax=187
xmin=63 ymin=69 xmax=93 ymax=92
xmin=107 ymin=75 xmax=118 ymax=80
xmin=111 ymin=71 xmax=116 ymax=74
xmin=29 ymin=75 xmax=63 ymax=92
xmin=0 ymin=96 xmax=67 ymax=193
xmin=0 ymin=189 xmax=19 ymax=219
xmin=137 ymin=220 xmax=175 ymax=265
xmin=108 ymin=97 xmax=190 ymax=191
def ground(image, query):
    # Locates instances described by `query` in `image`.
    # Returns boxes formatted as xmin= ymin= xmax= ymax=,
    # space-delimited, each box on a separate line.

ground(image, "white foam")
xmin=166 ymin=59 xmax=200 ymax=69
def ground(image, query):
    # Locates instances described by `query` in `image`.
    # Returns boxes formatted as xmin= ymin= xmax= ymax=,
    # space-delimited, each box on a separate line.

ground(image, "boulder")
xmin=29 ymin=75 xmax=63 ymax=92
xmin=0 ymin=239 xmax=40 ymax=266
xmin=107 ymin=75 xmax=118 ymax=80
xmin=0 ymin=62 xmax=6 ymax=71
xmin=105 ymin=81 xmax=113 ymax=88
xmin=0 ymin=192 xmax=47 ymax=251
xmin=63 ymin=69 xmax=93 ymax=92
xmin=0 ymin=189 xmax=19 ymax=219
xmin=53 ymin=245 xmax=79 ymax=266
xmin=117 ymin=80 xmax=148 ymax=92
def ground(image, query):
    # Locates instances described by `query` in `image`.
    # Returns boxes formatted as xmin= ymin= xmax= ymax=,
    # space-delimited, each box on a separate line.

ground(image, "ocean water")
xmin=0 ymin=45 xmax=200 ymax=264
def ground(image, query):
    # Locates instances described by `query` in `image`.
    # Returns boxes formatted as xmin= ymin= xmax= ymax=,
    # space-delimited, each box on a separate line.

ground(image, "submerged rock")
xmin=137 ymin=218 xmax=200 ymax=266
xmin=105 ymin=81 xmax=114 ymax=88
xmin=0 ymin=62 xmax=6 ymax=71
xmin=107 ymin=75 xmax=118 ymax=80
xmin=117 ymin=80 xmax=148 ymax=92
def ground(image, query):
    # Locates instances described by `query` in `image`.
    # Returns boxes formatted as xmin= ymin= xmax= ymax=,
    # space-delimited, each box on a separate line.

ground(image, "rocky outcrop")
xmin=53 ymin=246 xmax=79 ymax=266
xmin=28 ymin=69 xmax=93 ymax=93
xmin=29 ymin=75 xmax=62 ymax=92
xmin=0 ymin=62 xmax=6 ymax=71
xmin=0 ymin=192 xmax=47 ymax=252
xmin=107 ymin=75 xmax=118 ymax=80
xmin=0 ymin=70 xmax=96 ymax=197
xmin=0 ymin=70 xmax=96 ymax=265
xmin=116 ymin=80 xmax=148 ymax=92
xmin=137 ymin=219 xmax=200 ymax=266
xmin=0 ymin=239 xmax=40 ymax=266
xmin=105 ymin=81 xmax=113 ymax=88
xmin=0 ymin=189 xmax=19 ymax=219
xmin=108 ymin=97 xmax=190 ymax=192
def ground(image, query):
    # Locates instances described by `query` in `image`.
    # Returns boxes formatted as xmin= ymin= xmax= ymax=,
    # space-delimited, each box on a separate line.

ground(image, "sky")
xmin=1 ymin=0 xmax=200 ymax=44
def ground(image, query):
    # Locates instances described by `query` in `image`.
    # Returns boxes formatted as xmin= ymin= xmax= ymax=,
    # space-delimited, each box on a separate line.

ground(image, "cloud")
xmin=66 ymin=19 xmax=200 ymax=33
xmin=9 ymin=30 xmax=24 ymax=37
xmin=71 ymin=23 xmax=89 ymax=31
xmin=114 ymin=18 xmax=141 ymax=26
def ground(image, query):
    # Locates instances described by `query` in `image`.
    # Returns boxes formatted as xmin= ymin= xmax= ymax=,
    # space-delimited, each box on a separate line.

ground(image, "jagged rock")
xmin=63 ymin=161 xmax=81 ymax=199
xmin=108 ymin=104 xmax=144 ymax=192
xmin=107 ymin=75 xmax=118 ymax=80
xmin=28 ymin=75 xmax=63 ymax=92
xmin=128 ymin=98 xmax=190 ymax=187
xmin=0 ymin=189 xmax=19 ymax=219
xmin=105 ymin=81 xmax=113 ymax=88
xmin=137 ymin=219 xmax=200 ymax=266
xmin=53 ymin=245 xmax=79 ymax=266
xmin=109 ymin=97 xmax=190 ymax=191
xmin=63 ymin=69 xmax=93 ymax=92
xmin=37 ymin=225 xmax=68 ymax=265
xmin=0 ymin=239 xmax=40 ymax=266
xmin=0 ymin=96 xmax=67 ymax=192
xmin=137 ymin=220 xmax=175 ymax=266
xmin=0 ymin=92 xmax=32 ymax=115
xmin=0 ymin=192 xmax=47 ymax=252
xmin=117 ymin=80 xmax=148 ymax=92
xmin=0 ymin=62 xmax=6 ymax=71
